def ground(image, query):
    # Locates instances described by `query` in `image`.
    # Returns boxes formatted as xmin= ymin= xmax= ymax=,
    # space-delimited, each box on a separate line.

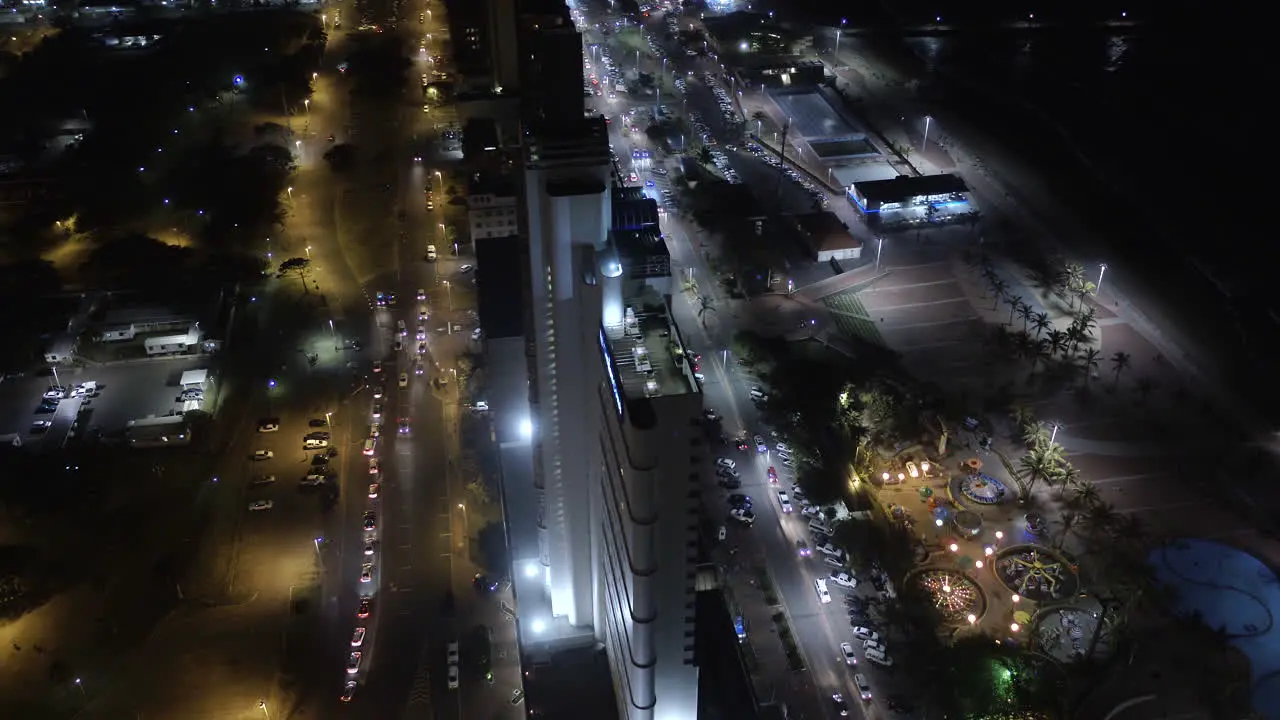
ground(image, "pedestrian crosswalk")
xmin=402 ymin=639 xmax=434 ymax=719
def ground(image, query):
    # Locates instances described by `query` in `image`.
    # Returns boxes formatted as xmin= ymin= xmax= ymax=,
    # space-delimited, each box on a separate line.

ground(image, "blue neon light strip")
xmin=599 ymin=328 xmax=623 ymax=417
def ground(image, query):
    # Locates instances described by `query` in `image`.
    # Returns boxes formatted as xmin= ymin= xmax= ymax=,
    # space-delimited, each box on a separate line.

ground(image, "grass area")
xmin=0 ymin=445 xmax=215 ymax=718
xmin=823 ymin=289 xmax=886 ymax=348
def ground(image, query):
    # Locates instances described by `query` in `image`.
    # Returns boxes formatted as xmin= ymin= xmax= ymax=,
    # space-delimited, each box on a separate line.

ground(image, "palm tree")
xmin=1055 ymin=511 xmax=1080 ymax=550
xmin=1031 ymin=311 xmax=1051 ymax=338
xmin=751 ymin=110 xmax=767 ymax=127
xmin=696 ymin=145 xmax=714 ymax=166
xmin=1026 ymin=338 xmax=1051 ymax=374
xmin=988 ymin=277 xmax=1008 ymax=311
xmin=696 ymin=294 xmax=716 ymax=320
xmin=1006 ymin=295 xmax=1023 ymax=325
xmin=1110 ymin=351 xmax=1132 ymax=389
xmin=1063 ymin=263 xmax=1084 ymax=305
xmin=1046 ymin=328 xmax=1069 ymax=358
xmin=1071 ymin=479 xmax=1101 ymax=509
xmin=1021 ymin=423 xmax=1049 ymax=449
xmin=1016 ymin=445 xmax=1060 ymax=500
xmin=1083 ymin=500 xmax=1118 ymax=536
xmin=1016 ymin=301 xmax=1034 ymax=332
xmin=1009 ymin=403 xmax=1036 ymax=436
xmin=1134 ymin=376 xmax=1155 ymax=403
xmin=1066 ymin=324 xmax=1088 ymax=354
xmin=1109 ymin=512 xmax=1149 ymax=553
xmin=1079 ymin=347 xmax=1102 ymax=388
xmin=1074 ymin=308 xmax=1098 ymax=342
xmin=1056 ymin=461 xmax=1081 ymax=495
xmin=1075 ymin=279 xmax=1097 ymax=312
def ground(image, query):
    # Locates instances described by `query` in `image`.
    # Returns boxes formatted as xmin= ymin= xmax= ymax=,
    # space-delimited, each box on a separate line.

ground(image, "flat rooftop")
xmin=606 ymin=291 xmax=698 ymax=400
xmin=769 ymin=88 xmax=862 ymax=141
xmin=854 ymin=173 xmax=968 ymax=202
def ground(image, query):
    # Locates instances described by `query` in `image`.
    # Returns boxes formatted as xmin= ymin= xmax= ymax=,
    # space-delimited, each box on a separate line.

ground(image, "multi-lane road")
xmin=79 ymin=1 xmax=524 ymax=718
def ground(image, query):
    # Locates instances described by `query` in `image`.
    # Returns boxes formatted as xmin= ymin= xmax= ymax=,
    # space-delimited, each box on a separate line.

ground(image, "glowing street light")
xmin=1010 ymin=622 xmax=1020 ymax=633
xmin=1096 ymin=263 xmax=1108 ymax=295
xmin=948 ymin=543 xmax=958 ymax=553
xmin=967 ymin=614 xmax=976 ymax=625
xmin=1011 ymin=594 xmax=1021 ymax=603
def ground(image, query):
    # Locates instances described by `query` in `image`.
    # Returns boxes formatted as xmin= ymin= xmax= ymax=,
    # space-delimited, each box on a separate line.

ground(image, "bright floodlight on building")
xmin=524 ymin=562 xmax=539 ymax=578
xmin=519 ymin=418 xmax=533 ymax=439
xmin=532 ymin=618 xmax=547 ymax=634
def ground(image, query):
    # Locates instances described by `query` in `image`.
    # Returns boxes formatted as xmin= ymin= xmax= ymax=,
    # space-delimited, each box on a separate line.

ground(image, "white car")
xmin=446 ymin=640 xmax=460 ymax=664
xmin=364 ymin=543 xmax=375 ymax=556
xmin=715 ymin=458 xmax=736 ymax=470
xmin=447 ymin=664 xmax=459 ymax=689
xmin=257 ymin=421 xmax=279 ymax=432
xmin=830 ymin=572 xmax=858 ymax=589
xmin=776 ymin=450 xmax=792 ymax=462
xmin=417 ymin=326 xmax=427 ymax=340
xmin=863 ymin=638 xmax=887 ymax=653
xmin=399 ymin=373 xmax=409 ymax=387
xmin=854 ymin=673 xmax=872 ymax=700
xmin=818 ymin=543 xmax=844 ymax=558
xmin=840 ymin=642 xmax=857 ymax=666
xmin=754 ymin=435 xmax=767 ymax=453
xmin=814 ymin=577 xmax=832 ymax=604
xmin=417 ymin=288 xmax=427 ymax=300
xmin=361 ymin=564 xmax=374 ymax=583
xmin=801 ymin=504 xmax=822 ymax=519
xmin=777 ymin=490 xmax=792 ymax=513
xmin=415 ymin=361 xmax=426 ymax=375
xmin=372 ymin=403 xmax=383 ymax=419
xmin=368 ymin=458 xmax=380 ymax=475
xmin=372 ymin=360 xmax=383 ymax=373
xmin=749 ymin=386 xmax=767 ymax=400
xmin=418 ymin=307 xmax=429 ymax=321
xmin=729 ymin=508 xmax=755 ymax=525
xmin=248 ymin=500 xmax=273 ymax=511
xmin=852 ymin=626 xmax=880 ymax=643
xmin=368 ymin=483 xmax=380 ymax=498
xmin=43 ymin=386 xmax=67 ymax=399
xmin=351 ymin=627 xmax=366 ymax=647
xmin=372 ymin=384 xmax=384 ymax=399
xmin=426 ymin=245 xmax=438 ymax=262
xmin=252 ymin=450 xmax=273 ymax=461
xmin=863 ymin=648 xmax=893 ymax=667
xmin=347 ymin=652 xmax=362 ymax=674
xmin=459 ymin=264 xmax=474 ymax=273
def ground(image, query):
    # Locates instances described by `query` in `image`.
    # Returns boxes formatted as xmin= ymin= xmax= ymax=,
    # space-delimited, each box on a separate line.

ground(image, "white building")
xmin=489 ymin=117 xmax=699 ymax=720
xmin=144 ymin=323 xmax=201 ymax=356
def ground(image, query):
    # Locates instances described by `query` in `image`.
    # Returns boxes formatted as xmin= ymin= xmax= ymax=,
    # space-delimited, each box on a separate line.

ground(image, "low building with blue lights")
xmin=846 ymin=173 xmax=975 ymax=225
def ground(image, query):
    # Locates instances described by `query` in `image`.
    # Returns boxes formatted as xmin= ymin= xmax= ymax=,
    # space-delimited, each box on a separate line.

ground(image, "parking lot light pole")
xmin=51 ymin=365 xmax=61 ymax=388
xmin=329 ymin=319 xmax=338 ymax=351
xmin=325 ymin=411 xmax=332 ymax=428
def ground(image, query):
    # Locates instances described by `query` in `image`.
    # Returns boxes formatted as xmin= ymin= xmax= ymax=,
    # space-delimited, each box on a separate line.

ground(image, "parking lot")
xmin=0 ymin=357 xmax=217 ymax=448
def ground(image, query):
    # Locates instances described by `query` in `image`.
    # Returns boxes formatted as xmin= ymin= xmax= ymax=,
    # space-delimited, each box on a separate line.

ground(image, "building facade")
xmin=486 ymin=119 xmax=700 ymax=720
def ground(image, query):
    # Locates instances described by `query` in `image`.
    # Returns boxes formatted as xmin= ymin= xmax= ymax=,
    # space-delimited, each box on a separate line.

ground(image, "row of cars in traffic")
xmin=340 ymin=359 xmax=393 ymax=702
xmin=713 ymin=386 xmax=899 ymax=713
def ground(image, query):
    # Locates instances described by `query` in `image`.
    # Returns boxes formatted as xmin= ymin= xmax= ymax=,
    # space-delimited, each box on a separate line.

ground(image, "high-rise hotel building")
xmin=477 ymin=92 xmax=701 ymax=720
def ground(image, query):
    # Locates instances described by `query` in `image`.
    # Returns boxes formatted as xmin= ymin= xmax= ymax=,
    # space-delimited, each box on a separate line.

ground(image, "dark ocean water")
xmin=762 ymin=0 xmax=1276 ymax=407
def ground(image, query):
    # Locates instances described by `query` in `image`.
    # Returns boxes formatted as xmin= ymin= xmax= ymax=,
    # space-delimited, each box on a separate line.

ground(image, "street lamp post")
xmin=305 ymin=245 xmax=312 ymax=259
xmin=443 ymin=281 xmax=453 ymax=311
xmin=1050 ymin=422 xmax=1060 ymax=444
xmin=74 ymin=678 xmax=85 ymax=698
xmin=921 ymin=115 xmax=933 ymax=151
xmin=328 ymin=319 xmax=338 ymax=351
xmin=457 ymin=502 xmax=469 ymax=544
xmin=50 ymin=365 xmax=60 ymax=388
xmin=1096 ymin=263 xmax=1108 ymax=295
xmin=875 ymin=237 xmax=884 ymax=270
xmin=259 ymin=699 xmax=271 ymax=719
